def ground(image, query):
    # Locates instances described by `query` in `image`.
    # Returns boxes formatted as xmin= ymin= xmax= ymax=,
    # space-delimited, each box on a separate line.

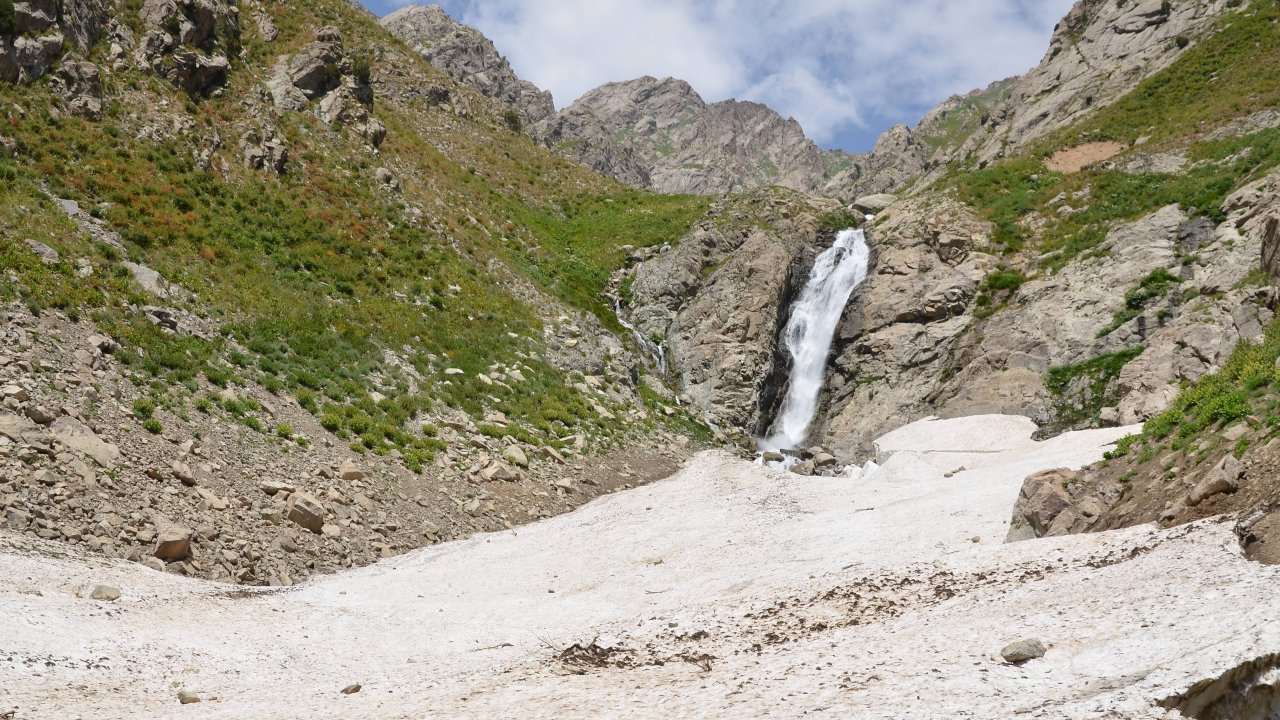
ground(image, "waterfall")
xmin=613 ymin=297 xmax=667 ymax=376
xmin=761 ymin=228 xmax=870 ymax=451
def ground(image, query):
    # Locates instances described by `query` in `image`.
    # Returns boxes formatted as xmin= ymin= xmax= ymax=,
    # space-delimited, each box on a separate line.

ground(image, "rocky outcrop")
xmin=0 ymin=0 xmax=110 ymax=84
xmin=806 ymin=165 xmax=1280 ymax=457
xmin=823 ymin=125 xmax=931 ymax=201
xmin=382 ymin=4 xmax=554 ymax=128
xmin=623 ymin=189 xmax=842 ymax=430
xmin=269 ymin=26 xmax=385 ymax=147
xmin=953 ymin=0 xmax=1233 ymax=164
xmin=50 ymin=58 xmax=105 ymax=119
xmin=239 ymin=126 xmax=289 ymax=174
xmin=536 ymin=104 xmax=651 ymax=188
xmin=538 ymin=76 xmax=833 ymax=196
xmin=134 ymin=0 xmax=240 ymax=95
xmin=818 ymin=197 xmax=997 ymax=454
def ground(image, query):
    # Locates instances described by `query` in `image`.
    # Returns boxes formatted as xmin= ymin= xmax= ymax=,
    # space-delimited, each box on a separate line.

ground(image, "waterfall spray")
xmin=761 ymin=228 xmax=870 ymax=452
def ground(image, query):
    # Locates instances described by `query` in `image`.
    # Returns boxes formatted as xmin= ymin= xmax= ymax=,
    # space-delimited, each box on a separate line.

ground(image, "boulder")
xmin=502 ymin=445 xmax=529 ymax=468
xmin=338 ymin=460 xmax=365 ymax=481
xmin=49 ymin=416 xmax=120 ymax=469
xmin=286 ymin=492 xmax=327 ymax=533
xmin=89 ymin=585 xmax=121 ymax=601
xmin=1006 ymin=468 xmax=1077 ymax=541
xmin=1001 ymin=638 xmax=1047 ymax=664
xmin=1187 ymin=455 xmax=1244 ymax=507
xmin=153 ymin=524 xmax=192 ymax=561
xmin=481 ymin=463 xmax=520 ymax=482
xmin=23 ymin=239 xmax=59 ymax=265
xmin=852 ymin=194 xmax=896 ymax=215
xmin=171 ymin=461 xmax=198 ymax=486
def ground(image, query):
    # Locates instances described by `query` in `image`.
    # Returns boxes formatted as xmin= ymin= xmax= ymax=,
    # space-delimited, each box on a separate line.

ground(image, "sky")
xmin=361 ymin=0 xmax=1076 ymax=153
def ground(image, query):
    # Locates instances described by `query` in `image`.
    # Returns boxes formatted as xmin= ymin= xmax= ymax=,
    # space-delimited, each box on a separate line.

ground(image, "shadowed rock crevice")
xmin=1162 ymin=653 xmax=1280 ymax=720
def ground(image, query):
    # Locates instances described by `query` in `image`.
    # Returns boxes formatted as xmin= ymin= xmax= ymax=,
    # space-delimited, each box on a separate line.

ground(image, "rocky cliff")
xmin=954 ymin=0 xmax=1233 ymax=165
xmin=381 ymin=3 xmax=554 ymax=127
xmin=625 ymin=188 xmax=842 ymax=431
xmin=533 ymin=76 xmax=831 ymax=196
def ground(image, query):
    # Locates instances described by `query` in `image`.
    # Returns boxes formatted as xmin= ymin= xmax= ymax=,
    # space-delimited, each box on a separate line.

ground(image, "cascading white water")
xmin=761 ymin=228 xmax=870 ymax=451
xmin=613 ymin=297 xmax=667 ymax=376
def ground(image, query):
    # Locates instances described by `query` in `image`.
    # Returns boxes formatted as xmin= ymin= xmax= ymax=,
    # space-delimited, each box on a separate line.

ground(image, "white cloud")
xmin=424 ymin=0 xmax=1076 ymax=149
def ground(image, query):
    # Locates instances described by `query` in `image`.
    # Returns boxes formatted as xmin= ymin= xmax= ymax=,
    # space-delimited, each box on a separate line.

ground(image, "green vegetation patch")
xmin=1045 ymin=347 xmax=1145 ymax=431
xmin=1097 ymin=268 xmax=1182 ymax=337
xmin=1042 ymin=0 xmax=1280 ymax=151
xmin=1109 ymin=317 xmax=1280 ymax=462
xmin=508 ymin=192 xmax=709 ymax=330
xmin=974 ymin=267 xmax=1028 ymax=319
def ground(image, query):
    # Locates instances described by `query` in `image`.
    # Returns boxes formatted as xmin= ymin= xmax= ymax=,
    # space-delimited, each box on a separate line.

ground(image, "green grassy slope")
xmin=0 ymin=0 xmax=711 ymax=466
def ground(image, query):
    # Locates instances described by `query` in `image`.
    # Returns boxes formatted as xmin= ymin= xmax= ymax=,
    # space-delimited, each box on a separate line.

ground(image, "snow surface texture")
xmin=2 ymin=414 xmax=1277 ymax=719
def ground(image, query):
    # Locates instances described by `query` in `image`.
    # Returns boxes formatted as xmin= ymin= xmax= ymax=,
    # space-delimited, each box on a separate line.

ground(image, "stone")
xmin=481 ymin=463 xmax=520 ymax=482
xmin=338 ymin=460 xmax=365 ymax=481
xmin=196 ymin=488 xmax=229 ymax=511
xmin=1001 ymin=638 xmax=1047 ymax=664
xmin=154 ymin=525 xmax=192 ymax=561
xmin=502 ymin=445 xmax=529 ymax=468
xmin=172 ymin=461 xmax=198 ymax=486
xmin=286 ymin=492 xmax=327 ymax=533
xmin=2 ymin=385 xmax=29 ymax=402
xmin=813 ymin=452 xmax=838 ymax=468
xmin=23 ymin=405 xmax=56 ymax=425
xmin=260 ymin=480 xmax=296 ymax=496
xmin=122 ymin=262 xmax=172 ymax=299
xmin=852 ymin=194 xmax=897 ymax=215
xmin=762 ymin=451 xmax=785 ymax=463
xmin=89 ymin=585 xmax=121 ymax=601
xmin=49 ymin=416 xmax=120 ymax=469
xmin=1007 ymin=469 xmax=1076 ymax=541
xmin=24 ymin=239 xmax=59 ymax=265
xmin=1187 ymin=455 xmax=1244 ymax=507
xmin=178 ymin=690 xmax=201 ymax=704
xmin=1222 ymin=424 xmax=1249 ymax=443
xmin=793 ymin=460 xmax=816 ymax=477
xmin=341 ymin=683 xmax=362 ymax=695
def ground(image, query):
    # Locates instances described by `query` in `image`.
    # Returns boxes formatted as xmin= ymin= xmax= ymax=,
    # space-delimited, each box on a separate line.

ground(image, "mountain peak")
xmin=381 ymin=2 xmax=555 ymax=126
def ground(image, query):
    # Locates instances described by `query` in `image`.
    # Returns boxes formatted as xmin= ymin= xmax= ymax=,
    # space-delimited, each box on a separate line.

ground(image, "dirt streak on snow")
xmin=2 ymin=415 xmax=1277 ymax=719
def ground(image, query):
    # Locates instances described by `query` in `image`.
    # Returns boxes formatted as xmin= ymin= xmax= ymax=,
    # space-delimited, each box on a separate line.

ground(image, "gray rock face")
xmin=382 ymin=4 xmax=554 ymax=127
xmin=536 ymin=104 xmax=651 ymax=188
xmin=269 ymin=27 xmax=347 ymax=109
xmin=1262 ymin=216 xmax=1280 ymax=284
xmin=50 ymin=58 xmax=105 ymax=118
xmin=268 ymin=26 xmax=385 ymax=147
xmin=624 ymin=188 xmax=842 ymax=430
xmin=135 ymin=0 xmax=239 ymax=95
xmin=952 ymin=0 xmax=1233 ymax=164
xmin=1007 ymin=468 xmax=1078 ymax=542
xmin=1 ymin=0 xmax=100 ymax=84
xmin=824 ymin=125 xmax=930 ymax=201
xmin=538 ymin=76 xmax=832 ymax=197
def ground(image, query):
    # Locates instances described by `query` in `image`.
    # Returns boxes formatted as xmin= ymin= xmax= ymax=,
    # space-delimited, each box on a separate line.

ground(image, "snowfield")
xmin=3 ymin=415 xmax=1277 ymax=719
